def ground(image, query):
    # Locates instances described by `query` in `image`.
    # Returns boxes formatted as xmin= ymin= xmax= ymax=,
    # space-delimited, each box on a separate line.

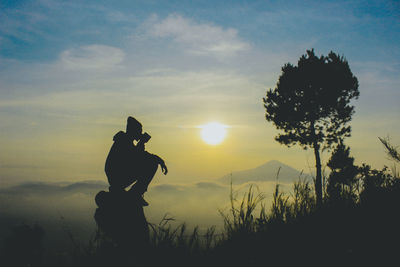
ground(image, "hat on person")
xmin=126 ymin=116 xmax=142 ymax=133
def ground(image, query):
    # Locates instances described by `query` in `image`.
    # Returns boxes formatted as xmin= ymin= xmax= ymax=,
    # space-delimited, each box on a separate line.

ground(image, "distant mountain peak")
xmin=255 ymin=160 xmax=293 ymax=168
xmin=219 ymin=160 xmax=308 ymax=184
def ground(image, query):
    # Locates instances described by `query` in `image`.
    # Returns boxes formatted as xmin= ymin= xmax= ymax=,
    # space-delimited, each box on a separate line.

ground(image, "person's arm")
xmin=153 ymin=154 xmax=168 ymax=175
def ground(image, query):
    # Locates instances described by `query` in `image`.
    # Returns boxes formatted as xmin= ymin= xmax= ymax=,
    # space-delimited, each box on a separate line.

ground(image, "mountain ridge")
xmin=218 ymin=160 xmax=309 ymax=184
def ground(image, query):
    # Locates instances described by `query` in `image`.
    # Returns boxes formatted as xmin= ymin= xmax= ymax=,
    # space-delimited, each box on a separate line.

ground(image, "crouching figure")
xmin=105 ymin=116 xmax=168 ymax=206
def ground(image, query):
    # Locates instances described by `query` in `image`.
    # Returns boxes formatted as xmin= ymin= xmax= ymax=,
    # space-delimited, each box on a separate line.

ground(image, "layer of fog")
xmin=0 ymin=178 xmax=299 ymax=252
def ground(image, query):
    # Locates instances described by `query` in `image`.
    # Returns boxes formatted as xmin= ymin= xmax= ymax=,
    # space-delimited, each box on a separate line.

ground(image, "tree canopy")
xmin=264 ymin=49 xmax=359 ymax=150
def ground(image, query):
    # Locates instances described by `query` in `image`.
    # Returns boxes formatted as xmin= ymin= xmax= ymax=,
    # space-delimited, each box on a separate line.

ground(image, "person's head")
xmin=126 ymin=116 xmax=142 ymax=140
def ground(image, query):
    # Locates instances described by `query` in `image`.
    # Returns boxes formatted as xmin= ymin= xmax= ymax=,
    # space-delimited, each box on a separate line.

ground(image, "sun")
xmin=199 ymin=122 xmax=228 ymax=145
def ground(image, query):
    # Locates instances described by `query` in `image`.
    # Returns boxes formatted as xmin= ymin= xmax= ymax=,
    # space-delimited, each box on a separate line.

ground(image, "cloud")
xmin=0 ymin=180 xmax=108 ymax=196
xmin=149 ymin=181 xmax=226 ymax=195
xmin=146 ymin=14 xmax=249 ymax=59
xmin=0 ymin=179 xmax=291 ymax=230
xmin=0 ymin=68 xmax=259 ymax=122
xmin=151 ymin=183 xmax=186 ymax=194
xmin=60 ymin=45 xmax=125 ymax=70
xmin=0 ymin=8 xmax=49 ymax=42
xmin=0 ymin=179 xmax=286 ymax=248
xmin=194 ymin=181 xmax=225 ymax=190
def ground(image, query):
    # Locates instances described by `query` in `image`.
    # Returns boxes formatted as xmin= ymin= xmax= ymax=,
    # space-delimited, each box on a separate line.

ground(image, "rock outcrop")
xmin=94 ymin=190 xmax=149 ymax=250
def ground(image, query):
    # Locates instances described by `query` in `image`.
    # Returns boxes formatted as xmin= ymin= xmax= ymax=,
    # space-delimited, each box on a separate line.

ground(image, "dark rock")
xmin=94 ymin=190 xmax=149 ymax=250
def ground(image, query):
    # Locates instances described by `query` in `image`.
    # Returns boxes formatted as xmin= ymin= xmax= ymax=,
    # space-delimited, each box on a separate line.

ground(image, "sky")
xmin=0 ymin=0 xmax=399 ymax=188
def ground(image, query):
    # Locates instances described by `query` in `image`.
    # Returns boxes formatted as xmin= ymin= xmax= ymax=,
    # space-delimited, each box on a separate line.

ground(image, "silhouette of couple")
xmin=105 ymin=116 xmax=168 ymax=206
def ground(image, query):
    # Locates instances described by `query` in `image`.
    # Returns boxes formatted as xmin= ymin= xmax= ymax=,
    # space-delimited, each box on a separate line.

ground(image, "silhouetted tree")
xmin=326 ymin=142 xmax=359 ymax=202
xmin=263 ymin=49 xmax=359 ymax=206
xmin=358 ymin=164 xmax=399 ymax=202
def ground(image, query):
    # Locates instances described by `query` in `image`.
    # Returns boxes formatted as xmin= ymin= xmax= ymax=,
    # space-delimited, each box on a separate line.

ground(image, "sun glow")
xmin=199 ymin=122 xmax=229 ymax=145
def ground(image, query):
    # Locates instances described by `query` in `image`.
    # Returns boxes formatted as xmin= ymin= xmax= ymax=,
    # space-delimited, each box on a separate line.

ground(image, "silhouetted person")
xmin=94 ymin=117 xmax=168 ymax=262
xmin=105 ymin=116 xmax=168 ymax=206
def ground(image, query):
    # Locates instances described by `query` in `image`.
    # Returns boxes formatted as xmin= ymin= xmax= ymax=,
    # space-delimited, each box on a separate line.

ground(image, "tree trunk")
xmin=313 ymin=140 xmax=323 ymax=207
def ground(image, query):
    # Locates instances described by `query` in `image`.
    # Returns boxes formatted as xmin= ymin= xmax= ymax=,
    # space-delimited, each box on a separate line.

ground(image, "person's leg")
xmin=107 ymin=171 xmax=136 ymax=194
xmin=129 ymin=154 xmax=158 ymax=195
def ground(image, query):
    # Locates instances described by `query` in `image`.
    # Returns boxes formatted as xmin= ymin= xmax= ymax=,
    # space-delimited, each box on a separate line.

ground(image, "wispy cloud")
xmin=60 ymin=45 xmax=125 ymax=70
xmin=145 ymin=14 xmax=249 ymax=59
xmin=0 ymin=8 xmax=49 ymax=42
